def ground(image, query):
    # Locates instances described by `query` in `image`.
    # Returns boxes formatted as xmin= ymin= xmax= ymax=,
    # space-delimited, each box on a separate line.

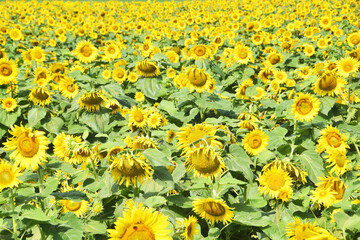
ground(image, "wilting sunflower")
xmin=0 ymin=160 xmax=22 ymax=191
xmin=58 ymin=199 xmax=89 ymax=218
xmin=313 ymin=71 xmax=345 ymax=96
xmin=72 ymin=145 xmax=93 ymax=166
xmin=107 ymin=201 xmax=172 ymax=240
xmin=177 ymin=123 xmax=222 ymax=153
xmin=2 ymin=97 xmax=17 ymax=112
xmin=112 ymin=67 xmax=127 ymax=83
xmin=29 ymin=87 xmax=52 ymax=106
xmin=175 ymin=67 xmax=216 ymax=93
xmin=110 ymin=153 xmax=153 ymax=187
xmin=336 ymin=57 xmax=360 ymax=78
xmin=177 ymin=216 xmax=199 ymax=240
xmin=192 ymin=198 xmax=234 ymax=225
xmin=258 ymin=165 xmax=293 ymax=199
xmin=243 ymin=129 xmax=269 ymax=156
xmin=106 ymin=98 xmax=122 ymax=114
xmin=31 ymin=46 xmax=46 ymax=63
xmin=316 ymin=125 xmax=349 ymax=153
xmin=58 ymin=76 xmax=79 ymax=99
xmin=0 ymin=58 xmax=18 ymax=84
xmin=3 ymin=124 xmax=49 ymax=171
xmin=34 ymin=67 xmax=50 ymax=86
xmin=131 ymin=136 xmax=157 ymax=150
xmin=291 ymin=93 xmax=321 ymax=122
xmin=78 ymin=92 xmax=107 ymax=112
xmin=135 ymin=59 xmax=160 ymax=77
xmin=233 ymin=43 xmax=253 ymax=64
xmin=185 ymin=146 xmax=225 ymax=179
xmin=75 ymin=40 xmax=98 ymax=63
xmin=325 ymin=149 xmax=349 ymax=177
xmin=128 ymin=106 xmax=148 ymax=129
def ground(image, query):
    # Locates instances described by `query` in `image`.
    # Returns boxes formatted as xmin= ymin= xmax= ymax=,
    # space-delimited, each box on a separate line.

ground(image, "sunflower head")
xmin=177 ymin=216 xmax=199 ymax=240
xmin=192 ymin=198 xmax=234 ymax=224
xmin=2 ymin=97 xmax=17 ymax=112
xmin=242 ymin=129 xmax=269 ymax=156
xmin=0 ymin=58 xmax=18 ymax=84
xmin=128 ymin=106 xmax=148 ymax=130
xmin=0 ymin=160 xmax=22 ymax=191
xmin=258 ymin=165 xmax=293 ymax=199
xmin=58 ymin=76 xmax=79 ymax=99
xmin=78 ymin=92 xmax=107 ymax=112
xmin=59 ymin=199 xmax=89 ymax=218
xmin=29 ymin=87 xmax=52 ymax=106
xmin=75 ymin=40 xmax=98 ymax=63
xmin=135 ymin=60 xmax=160 ymax=78
xmin=313 ymin=71 xmax=345 ymax=97
xmin=291 ymin=93 xmax=321 ymax=122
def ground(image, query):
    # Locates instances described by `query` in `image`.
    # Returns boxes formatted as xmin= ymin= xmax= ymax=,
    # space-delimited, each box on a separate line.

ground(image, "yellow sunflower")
xmin=312 ymin=175 xmax=345 ymax=208
xmin=9 ymin=28 xmax=23 ymax=41
xmin=243 ymin=129 xmax=269 ymax=156
xmin=263 ymin=160 xmax=308 ymax=184
xmin=135 ymin=59 xmax=160 ymax=78
xmin=177 ymin=216 xmax=199 ymax=240
xmin=287 ymin=218 xmax=323 ymax=240
xmin=2 ymin=97 xmax=17 ymax=112
xmin=34 ymin=67 xmax=50 ymax=86
xmin=3 ymin=124 xmax=49 ymax=171
xmin=31 ymin=47 xmax=46 ymax=63
xmin=253 ymin=87 xmax=265 ymax=101
xmin=59 ymin=199 xmax=89 ymax=218
xmin=75 ymin=40 xmax=98 ymax=63
xmin=53 ymin=132 xmax=82 ymax=164
xmin=131 ymin=136 xmax=157 ymax=150
xmin=29 ymin=87 xmax=52 ymax=106
xmin=303 ymin=44 xmax=315 ymax=57
xmin=316 ymin=125 xmax=349 ymax=154
xmin=103 ymin=43 xmax=120 ymax=60
xmin=107 ymin=201 xmax=172 ymax=240
xmin=192 ymin=198 xmax=234 ymax=225
xmin=336 ymin=57 xmax=360 ymax=78
xmin=311 ymin=186 xmax=337 ymax=208
xmin=110 ymin=153 xmax=153 ymax=187
xmin=166 ymin=130 xmax=176 ymax=143
xmin=0 ymin=160 xmax=22 ymax=191
xmin=258 ymin=165 xmax=293 ymax=198
xmin=235 ymin=79 xmax=253 ymax=100
xmin=185 ymin=145 xmax=225 ymax=180
xmin=325 ymin=149 xmax=349 ymax=177
xmin=128 ymin=106 xmax=148 ymax=129
xmin=165 ymin=50 xmax=179 ymax=63
xmin=313 ymin=71 xmax=345 ymax=96
xmin=58 ymin=76 xmax=79 ymax=99
xmin=233 ymin=43 xmax=253 ymax=64
xmin=291 ymin=93 xmax=320 ymax=122
xmin=78 ymin=92 xmax=107 ymax=112
xmin=189 ymin=44 xmax=212 ymax=60
xmin=106 ymin=99 xmax=122 ymax=114
xmin=112 ymin=67 xmax=127 ymax=83
xmin=128 ymin=72 xmax=139 ymax=83
xmin=175 ymin=67 xmax=216 ymax=93
xmin=0 ymin=58 xmax=18 ymax=84
xmin=347 ymin=32 xmax=360 ymax=47
xmin=266 ymin=52 xmax=283 ymax=65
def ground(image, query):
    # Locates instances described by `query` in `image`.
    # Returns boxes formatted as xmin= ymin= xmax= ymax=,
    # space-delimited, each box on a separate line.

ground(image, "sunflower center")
xmin=108 ymin=47 xmax=116 ymax=54
xmin=38 ymin=72 xmax=47 ymax=79
xmin=237 ymin=48 xmax=248 ymax=59
xmin=82 ymin=93 xmax=104 ymax=105
xmin=335 ymin=155 xmax=346 ymax=168
xmin=191 ymin=149 xmax=221 ymax=174
xmin=248 ymin=135 xmax=262 ymax=149
xmin=326 ymin=133 xmax=341 ymax=148
xmin=66 ymin=200 xmax=82 ymax=211
xmin=118 ymin=158 xmax=145 ymax=177
xmin=194 ymin=46 xmax=206 ymax=56
xmin=5 ymin=101 xmax=13 ymax=107
xmin=143 ymin=44 xmax=150 ymax=51
xmin=188 ymin=69 xmax=207 ymax=87
xmin=0 ymin=171 xmax=13 ymax=185
xmin=343 ymin=63 xmax=353 ymax=72
xmin=203 ymin=201 xmax=226 ymax=216
xmin=17 ymin=132 xmax=39 ymax=158
xmin=67 ymin=84 xmax=76 ymax=92
xmin=139 ymin=61 xmax=157 ymax=73
xmin=266 ymin=172 xmax=286 ymax=191
xmin=0 ymin=64 xmax=12 ymax=76
xmin=351 ymin=36 xmax=360 ymax=45
xmin=33 ymin=89 xmax=50 ymax=100
xmin=122 ymin=224 xmax=155 ymax=240
xmin=33 ymin=51 xmax=43 ymax=59
xmin=269 ymin=54 xmax=280 ymax=64
xmin=133 ymin=111 xmax=144 ymax=123
xmin=319 ymin=73 xmax=337 ymax=91
xmin=80 ymin=45 xmax=93 ymax=57
xmin=296 ymin=99 xmax=313 ymax=115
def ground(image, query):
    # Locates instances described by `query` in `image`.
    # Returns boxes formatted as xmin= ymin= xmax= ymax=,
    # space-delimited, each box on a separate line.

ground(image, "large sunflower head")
xmin=0 ymin=160 xmax=22 ymax=191
xmin=9 ymin=28 xmax=23 ymax=41
xmin=0 ymin=58 xmax=18 ymax=84
xmin=106 ymin=98 xmax=122 ymax=114
xmin=258 ymin=165 xmax=293 ymax=199
xmin=291 ymin=93 xmax=321 ymax=122
xmin=110 ymin=153 xmax=153 ymax=187
xmin=266 ymin=52 xmax=283 ymax=65
xmin=313 ymin=71 xmax=345 ymax=96
xmin=112 ymin=67 xmax=127 ymax=84
xmin=316 ymin=125 xmax=349 ymax=153
xmin=31 ymin=46 xmax=46 ymax=63
xmin=189 ymin=44 xmax=212 ymax=60
xmin=135 ymin=59 xmax=160 ymax=78
xmin=176 ymin=67 xmax=215 ymax=93
xmin=347 ymin=32 xmax=360 ymax=47
xmin=75 ymin=40 xmax=98 ymax=63
xmin=107 ymin=201 xmax=172 ymax=240
xmin=242 ymin=129 xmax=269 ymax=156
xmin=192 ymin=198 xmax=234 ymax=225
xmin=29 ymin=87 xmax=52 ymax=106
xmin=286 ymin=218 xmax=323 ymax=239
xmin=3 ymin=124 xmax=49 ymax=171
xmin=78 ymin=91 xmax=107 ymax=112
xmin=336 ymin=57 xmax=360 ymax=78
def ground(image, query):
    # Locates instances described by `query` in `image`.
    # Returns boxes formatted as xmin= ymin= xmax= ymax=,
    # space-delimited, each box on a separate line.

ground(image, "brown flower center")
xmin=296 ymin=99 xmax=313 ymax=115
xmin=203 ymin=201 xmax=226 ymax=216
xmin=17 ymin=132 xmax=39 ymax=158
xmin=121 ymin=224 xmax=155 ymax=240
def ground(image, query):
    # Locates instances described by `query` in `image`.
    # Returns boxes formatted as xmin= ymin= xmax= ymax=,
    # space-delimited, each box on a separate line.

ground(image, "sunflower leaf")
xmin=20 ymin=205 xmax=50 ymax=222
xmin=297 ymin=149 xmax=324 ymax=183
xmin=51 ymin=191 xmax=88 ymax=201
xmin=227 ymin=144 xmax=253 ymax=182
xmin=28 ymin=107 xmax=47 ymax=127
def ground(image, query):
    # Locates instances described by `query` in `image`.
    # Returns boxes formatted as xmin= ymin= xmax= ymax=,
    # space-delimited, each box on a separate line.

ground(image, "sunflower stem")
xmin=275 ymin=199 xmax=280 ymax=224
xmin=293 ymin=119 xmax=297 ymax=132
xmin=353 ymin=142 xmax=360 ymax=160
xmin=10 ymin=189 xmax=18 ymax=240
xmin=91 ymin=158 xmax=98 ymax=181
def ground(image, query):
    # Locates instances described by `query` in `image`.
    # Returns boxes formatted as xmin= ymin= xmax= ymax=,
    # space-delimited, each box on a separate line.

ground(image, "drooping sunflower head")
xmin=316 ymin=125 xmax=349 ymax=153
xmin=2 ymin=97 xmax=17 ymax=112
xmin=242 ymin=129 xmax=269 ymax=156
xmin=176 ymin=216 xmax=199 ymax=240
xmin=313 ymin=71 xmax=345 ymax=97
xmin=106 ymin=98 xmax=122 ymax=114
xmin=75 ymin=40 xmax=98 ymax=63
xmin=0 ymin=58 xmax=18 ymax=84
xmin=78 ymin=91 xmax=107 ymax=112
xmin=235 ymin=79 xmax=254 ymax=100
xmin=325 ymin=149 xmax=349 ymax=177
xmin=107 ymin=201 xmax=172 ymax=240
xmin=291 ymin=93 xmax=321 ymax=122
xmin=110 ymin=153 xmax=153 ymax=187
xmin=29 ymin=87 xmax=52 ymax=106
xmin=0 ymin=160 xmax=22 ymax=191
xmin=131 ymin=135 xmax=157 ymax=150
xmin=258 ymin=165 xmax=293 ymax=199
xmin=49 ymin=62 xmax=68 ymax=75
xmin=135 ymin=59 xmax=160 ymax=78
xmin=192 ymin=198 xmax=234 ymax=225
xmin=263 ymin=160 xmax=308 ymax=184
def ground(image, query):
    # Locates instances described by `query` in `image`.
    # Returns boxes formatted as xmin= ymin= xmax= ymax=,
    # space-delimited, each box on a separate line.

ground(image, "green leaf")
xmin=85 ymin=221 xmax=107 ymax=234
xmin=81 ymin=111 xmax=110 ymax=133
xmin=0 ymin=107 xmax=20 ymax=128
xmin=28 ymin=108 xmax=47 ymax=127
xmin=144 ymin=196 xmax=167 ymax=208
xmin=21 ymin=205 xmax=50 ymax=222
xmin=227 ymin=144 xmax=253 ymax=182
xmin=233 ymin=204 xmax=271 ymax=227
xmin=44 ymin=117 xmax=64 ymax=134
xmin=241 ymin=67 xmax=255 ymax=80
xmin=166 ymin=195 xmax=193 ymax=208
xmin=143 ymin=149 xmax=170 ymax=166
xmin=51 ymin=190 xmax=88 ymax=201
xmin=267 ymin=127 xmax=288 ymax=150
xmin=40 ymin=176 xmax=58 ymax=197
xmin=138 ymin=78 xmax=163 ymax=99
xmin=320 ymin=96 xmax=335 ymax=115
xmin=297 ymin=149 xmax=324 ymax=183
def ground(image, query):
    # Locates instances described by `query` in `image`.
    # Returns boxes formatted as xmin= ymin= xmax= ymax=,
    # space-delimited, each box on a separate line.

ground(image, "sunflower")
xmin=31 ymin=47 xmax=46 ymax=63
xmin=72 ymin=145 xmax=93 ymax=166
xmin=58 ymin=199 xmax=89 ymax=218
xmin=2 ymin=97 xmax=17 ymax=112
xmin=177 ymin=123 xmax=222 ymax=153
xmin=325 ymin=149 xmax=349 ymax=177
xmin=49 ymin=62 xmax=67 ymax=75
xmin=243 ymin=129 xmax=269 ymax=156
xmin=336 ymin=57 xmax=360 ymax=78
xmin=128 ymin=72 xmax=139 ymax=83
xmin=29 ymin=87 xmax=52 ymax=106
xmin=312 ymin=175 xmax=345 ymax=207
xmin=9 ymin=28 xmax=23 ymax=41
xmin=263 ymin=160 xmax=308 ymax=184
xmin=0 ymin=58 xmax=18 ymax=84
xmin=177 ymin=216 xmax=199 ymax=240
xmin=185 ymin=146 xmax=225 ymax=180
xmin=34 ymin=67 xmax=50 ymax=86
xmin=166 ymin=130 xmax=176 ymax=143
xmin=176 ymin=67 xmax=216 ymax=93
xmin=58 ymin=76 xmax=79 ymax=99
xmin=108 ymin=201 xmax=172 ymax=240
xmin=192 ymin=198 xmax=234 ymax=225
xmin=235 ymin=79 xmax=253 ymax=100
xmin=319 ymin=16 xmax=332 ymax=29
xmin=266 ymin=52 xmax=283 ymax=65
xmin=316 ymin=125 xmax=349 ymax=154
xmin=313 ymin=71 xmax=345 ymax=96
xmin=311 ymin=186 xmax=337 ymax=208
xmin=106 ymin=98 xmax=122 ymax=114
xmin=233 ymin=43 xmax=253 ymax=64
xmin=78 ymin=92 xmax=107 ymax=112
xmin=53 ymin=132 xmax=82 ymax=164
xmin=0 ymin=160 xmax=22 ymax=191
xmin=128 ymin=106 xmax=148 ymax=129
xmin=110 ymin=153 xmax=153 ymax=187
xmin=103 ymin=43 xmax=120 ymax=60
xmin=287 ymin=218 xmax=323 ymax=240
xmin=291 ymin=93 xmax=320 ymax=122
xmin=303 ymin=44 xmax=315 ymax=57
xmin=135 ymin=59 xmax=160 ymax=78
xmin=165 ymin=50 xmax=179 ymax=63
xmin=347 ymin=32 xmax=360 ymax=47
xmin=253 ymin=87 xmax=265 ymax=101
xmin=189 ymin=44 xmax=212 ymax=60
xmin=75 ymin=40 xmax=98 ymax=63
xmin=131 ymin=136 xmax=157 ymax=150
xmin=3 ymin=124 xmax=49 ymax=171
xmin=147 ymin=112 xmax=163 ymax=128
xmin=112 ymin=67 xmax=127 ymax=83
xmin=135 ymin=92 xmax=145 ymax=102
xmin=258 ymin=165 xmax=293 ymax=199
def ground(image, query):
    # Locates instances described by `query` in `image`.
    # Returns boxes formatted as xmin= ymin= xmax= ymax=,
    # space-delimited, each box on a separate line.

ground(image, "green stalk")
xmin=275 ymin=199 xmax=280 ymax=224
xmin=91 ymin=158 xmax=99 ymax=181
xmin=10 ymin=189 xmax=18 ymax=240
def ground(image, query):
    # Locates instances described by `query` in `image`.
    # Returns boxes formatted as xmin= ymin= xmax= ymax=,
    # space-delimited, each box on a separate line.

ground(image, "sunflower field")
xmin=1 ymin=0 xmax=360 ymax=239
